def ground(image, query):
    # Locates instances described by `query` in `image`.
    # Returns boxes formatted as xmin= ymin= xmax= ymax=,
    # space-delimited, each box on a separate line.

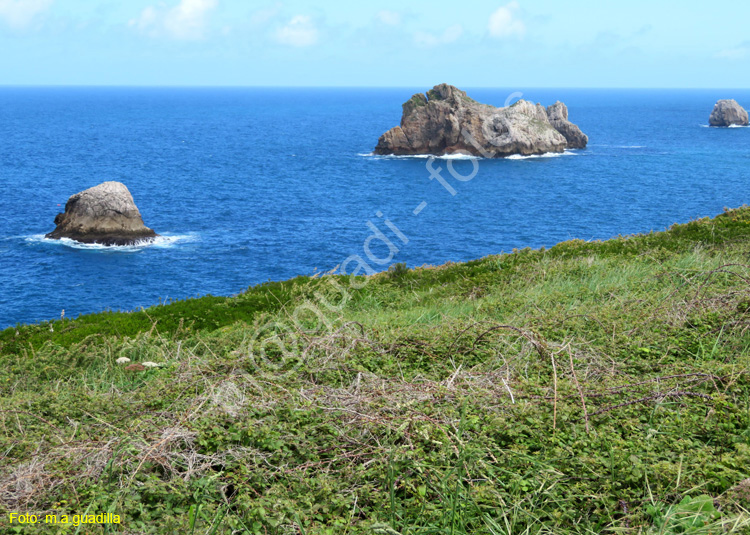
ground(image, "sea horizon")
xmin=4 ymin=84 xmax=750 ymax=90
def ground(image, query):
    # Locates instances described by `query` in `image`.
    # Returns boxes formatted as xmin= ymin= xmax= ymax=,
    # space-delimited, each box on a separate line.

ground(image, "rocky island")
xmin=709 ymin=99 xmax=749 ymax=127
xmin=46 ymin=181 xmax=158 ymax=246
xmin=374 ymin=84 xmax=588 ymax=157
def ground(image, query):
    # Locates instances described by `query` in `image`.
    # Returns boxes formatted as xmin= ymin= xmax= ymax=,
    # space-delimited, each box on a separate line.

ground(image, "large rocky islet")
xmin=374 ymin=84 xmax=588 ymax=157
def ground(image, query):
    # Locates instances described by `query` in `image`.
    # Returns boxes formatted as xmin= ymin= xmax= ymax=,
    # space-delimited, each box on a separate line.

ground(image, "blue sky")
xmin=1 ymin=0 xmax=750 ymax=87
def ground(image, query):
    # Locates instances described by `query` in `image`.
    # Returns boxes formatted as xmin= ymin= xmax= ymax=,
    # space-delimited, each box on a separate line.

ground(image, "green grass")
xmin=405 ymin=95 xmax=428 ymax=111
xmin=3 ymin=207 xmax=750 ymax=533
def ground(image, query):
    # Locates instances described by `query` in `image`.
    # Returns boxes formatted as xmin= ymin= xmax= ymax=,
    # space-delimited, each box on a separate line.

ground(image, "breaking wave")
xmin=360 ymin=150 xmax=581 ymax=160
xmin=24 ymin=233 xmax=197 ymax=251
xmin=359 ymin=152 xmax=481 ymax=160
xmin=505 ymin=150 xmax=579 ymax=160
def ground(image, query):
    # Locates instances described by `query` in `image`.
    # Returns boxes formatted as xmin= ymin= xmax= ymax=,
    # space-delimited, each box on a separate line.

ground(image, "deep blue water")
xmin=2 ymin=87 xmax=750 ymax=328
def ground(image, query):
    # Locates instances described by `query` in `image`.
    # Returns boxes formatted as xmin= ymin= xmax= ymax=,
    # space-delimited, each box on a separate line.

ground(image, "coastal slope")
xmin=2 ymin=208 xmax=750 ymax=533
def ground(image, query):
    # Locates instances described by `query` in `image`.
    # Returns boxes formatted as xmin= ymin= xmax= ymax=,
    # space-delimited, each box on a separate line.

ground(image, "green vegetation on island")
xmin=3 ymin=207 xmax=750 ymax=534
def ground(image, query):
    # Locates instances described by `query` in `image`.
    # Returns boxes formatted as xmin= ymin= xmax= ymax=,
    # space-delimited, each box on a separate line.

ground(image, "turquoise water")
xmin=1 ymin=87 xmax=750 ymax=328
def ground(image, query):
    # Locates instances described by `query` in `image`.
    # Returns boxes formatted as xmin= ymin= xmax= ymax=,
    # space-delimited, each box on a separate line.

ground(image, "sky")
xmin=1 ymin=0 xmax=750 ymax=87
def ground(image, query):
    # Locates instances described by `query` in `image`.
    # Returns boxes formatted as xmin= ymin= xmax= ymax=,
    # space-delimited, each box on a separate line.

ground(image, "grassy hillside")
xmin=3 ymin=208 xmax=750 ymax=534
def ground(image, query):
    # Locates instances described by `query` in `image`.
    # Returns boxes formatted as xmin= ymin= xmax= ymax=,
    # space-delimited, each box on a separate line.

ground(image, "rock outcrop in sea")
xmin=709 ymin=99 xmax=749 ymax=127
xmin=374 ymin=84 xmax=588 ymax=157
xmin=46 ymin=181 xmax=158 ymax=246
xmin=546 ymin=101 xmax=588 ymax=149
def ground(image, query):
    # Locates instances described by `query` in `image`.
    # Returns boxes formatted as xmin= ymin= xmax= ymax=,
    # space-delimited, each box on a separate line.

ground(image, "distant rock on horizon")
xmin=374 ymin=84 xmax=588 ymax=158
xmin=46 ymin=181 xmax=158 ymax=246
xmin=709 ymin=99 xmax=749 ymax=127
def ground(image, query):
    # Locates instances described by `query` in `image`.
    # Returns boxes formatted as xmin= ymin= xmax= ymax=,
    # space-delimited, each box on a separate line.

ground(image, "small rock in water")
xmin=709 ymin=99 xmax=749 ymax=127
xmin=45 ymin=181 xmax=158 ymax=246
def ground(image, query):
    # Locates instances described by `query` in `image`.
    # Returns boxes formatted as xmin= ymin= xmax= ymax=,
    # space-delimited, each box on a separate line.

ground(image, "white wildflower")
xmin=116 ymin=357 xmax=131 ymax=365
xmin=141 ymin=361 xmax=161 ymax=368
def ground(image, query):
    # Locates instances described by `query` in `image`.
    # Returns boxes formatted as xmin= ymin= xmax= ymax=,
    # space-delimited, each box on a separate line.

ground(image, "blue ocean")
xmin=2 ymin=87 xmax=750 ymax=329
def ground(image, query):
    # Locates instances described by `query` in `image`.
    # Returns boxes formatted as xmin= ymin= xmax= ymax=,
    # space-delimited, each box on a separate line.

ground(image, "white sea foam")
xmin=359 ymin=152 xmax=480 ymax=160
xmin=590 ymin=145 xmax=643 ymax=149
xmin=360 ymin=150 xmax=580 ymax=160
xmin=505 ymin=150 xmax=578 ymax=160
xmin=25 ymin=233 xmax=196 ymax=251
xmin=701 ymin=124 xmax=749 ymax=128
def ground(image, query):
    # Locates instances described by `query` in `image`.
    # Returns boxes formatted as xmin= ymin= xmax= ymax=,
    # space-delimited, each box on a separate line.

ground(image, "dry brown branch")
xmin=471 ymin=325 xmax=548 ymax=358
xmin=551 ymin=352 xmax=558 ymax=432
xmin=567 ymin=345 xmax=590 ymax=434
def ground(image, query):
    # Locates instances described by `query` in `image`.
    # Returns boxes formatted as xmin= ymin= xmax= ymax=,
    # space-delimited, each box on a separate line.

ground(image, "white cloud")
xmin=0 ymin=0 xmax=53 ymax=29
xmin=165 ymin=0 xmax=217 ymax=39
xmin=250 ymin=5 xmax=281 ymax=27
xmin=130 ymin=0 xmax=218 ymax=40
xmin=377 ymin=10 xmax=401 ymax=26
xmin=275 ymin=15 xmax=318 ymax=47
xmin=488 ymin=1 xmax=525 ymax=39
xmin=130 ymin=6 xmax=157 ymax=32
xmin=414 ymin=24 xmax=463 ymax=48
xmin=716 ymin=42 xmax=750 ymax=60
